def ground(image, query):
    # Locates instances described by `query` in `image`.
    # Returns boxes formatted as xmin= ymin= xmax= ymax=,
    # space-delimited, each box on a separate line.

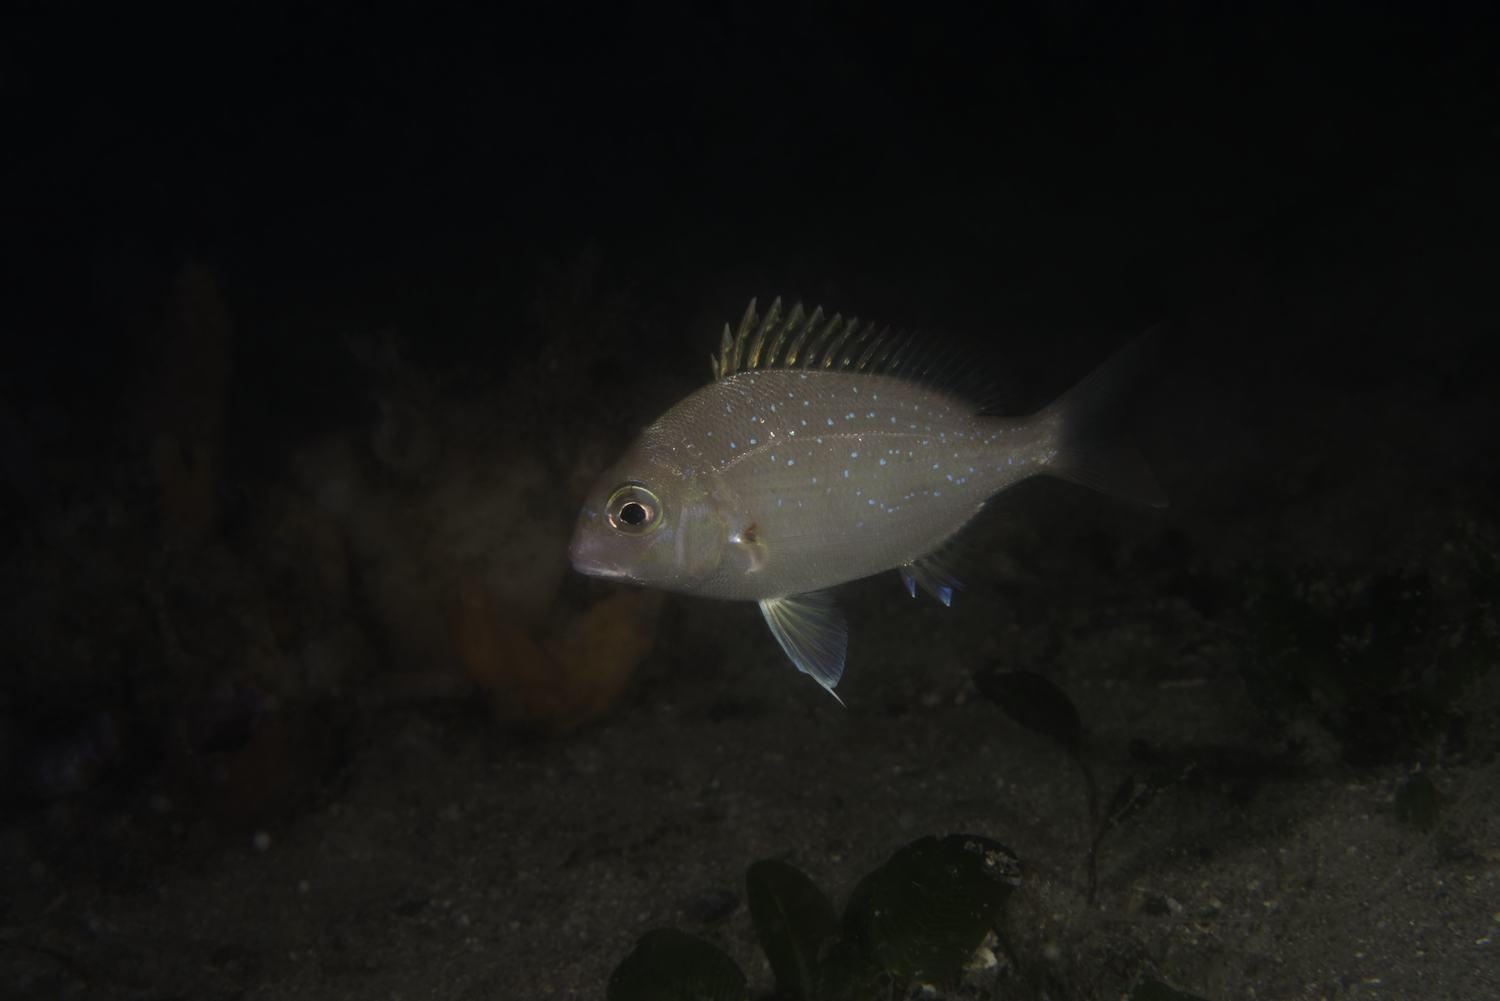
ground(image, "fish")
xmin=569 ymin=298 xmax=1165 ymax=700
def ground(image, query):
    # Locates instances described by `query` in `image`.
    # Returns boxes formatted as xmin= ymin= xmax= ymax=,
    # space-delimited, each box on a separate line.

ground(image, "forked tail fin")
xmin=1037 ymin=330 xmax=1168 ymax=508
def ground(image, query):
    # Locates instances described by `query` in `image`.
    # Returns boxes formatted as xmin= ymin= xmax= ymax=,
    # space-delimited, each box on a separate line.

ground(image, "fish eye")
xmin=605 ymin=484 xmax=661 ymax=534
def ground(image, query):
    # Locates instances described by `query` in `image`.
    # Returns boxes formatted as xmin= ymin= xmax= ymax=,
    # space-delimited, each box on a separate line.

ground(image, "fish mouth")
xmin=571 ymin=557 xmax=634 ymax=580
xmin=568 ymin=533 xmax=636 ymax=581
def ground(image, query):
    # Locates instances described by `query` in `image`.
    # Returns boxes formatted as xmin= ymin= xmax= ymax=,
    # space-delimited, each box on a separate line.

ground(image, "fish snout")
xmin=568 ymin=526 xmax=627 ymax=580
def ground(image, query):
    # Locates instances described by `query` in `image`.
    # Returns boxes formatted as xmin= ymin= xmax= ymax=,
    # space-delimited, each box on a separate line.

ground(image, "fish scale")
xmin=569 ymin=298 xmax=1165 ymax=698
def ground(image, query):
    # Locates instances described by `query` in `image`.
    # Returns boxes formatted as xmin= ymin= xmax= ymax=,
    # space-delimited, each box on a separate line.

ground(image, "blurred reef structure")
xmin=0 ymin=250 xmax=665 ymax=838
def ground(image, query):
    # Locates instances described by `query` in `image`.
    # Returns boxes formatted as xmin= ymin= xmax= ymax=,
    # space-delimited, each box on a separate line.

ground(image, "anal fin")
xmin=899 ymin=565 xmax=919 ymax=598
xmin=898 ymin=554 xmax=963 ymax=607
xmin=758 ymin=592 xmax=848 ymax=703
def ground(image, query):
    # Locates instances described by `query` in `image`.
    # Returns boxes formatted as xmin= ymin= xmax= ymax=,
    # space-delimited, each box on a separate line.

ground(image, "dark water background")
xmin=2 ymin=5 xmax=1497 ymax=999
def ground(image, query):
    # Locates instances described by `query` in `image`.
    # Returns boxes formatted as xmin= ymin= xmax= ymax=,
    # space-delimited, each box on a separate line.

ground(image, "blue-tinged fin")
xmin=899 ymin=565 xmax=919 ymax=598
xmin=898 ymin=554 xmax=963 ymax=606
xmin=1038 ymin=329 xmax=1169 ymax=509
xmin=758 ymin=592 xmax=848 ymax=703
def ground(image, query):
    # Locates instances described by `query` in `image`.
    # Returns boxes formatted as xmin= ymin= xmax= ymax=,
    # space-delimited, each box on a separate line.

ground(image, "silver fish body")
xmin=609 ymin=370 xmax=1053 ymax=599
xmin=569 ymin=299 xmax=1163 ymax=697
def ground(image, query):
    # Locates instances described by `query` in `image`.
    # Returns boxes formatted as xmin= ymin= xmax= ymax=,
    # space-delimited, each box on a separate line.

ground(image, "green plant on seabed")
xmin=606 ymin=832 xmax=1212 ymax=1001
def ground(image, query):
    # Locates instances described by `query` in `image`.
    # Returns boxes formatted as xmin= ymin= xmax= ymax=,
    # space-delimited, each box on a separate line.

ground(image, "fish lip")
xmin=568 ymin=535 xmax=634 ymax=580
xmin=571 ymin=556 xmax=632 ymax=580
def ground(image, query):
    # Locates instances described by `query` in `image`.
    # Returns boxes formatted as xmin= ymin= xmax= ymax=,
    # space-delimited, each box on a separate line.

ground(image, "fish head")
xmin=569 ymin=444 xmax=727 ymax=592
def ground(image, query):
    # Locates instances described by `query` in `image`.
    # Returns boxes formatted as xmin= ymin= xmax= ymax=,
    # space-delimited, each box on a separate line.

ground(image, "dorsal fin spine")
xmin=751 ymin=298 xmax=783 ymax=371
xmin=743 ymin=322 xmax=766 ymax=371
xmin=868 ymin=329 xmax=908 ymax=375
xmin=713 ymin=323 xmax=734 ymax=378
xmin=818 ymin=317 xmax=859 ymax=370
xmin=804 ymin=313 xmax=842 ymax=368
xmin=763 ymin=303 xmax=800 ymax=368
xmin=767 ymin=302 xmax=805 ymax=369
xmin=726 ymin=299 xmax=759 ymax=376
xmin=712 ymin=297 xmax=990 ymax=408
xmin=826 ymin=320 xmax=860 ymax=369
xmin=885 ymin=335 xmax=923 ymax=378
xmin=781 ymin=308 xmax=812 ymax=367
xmin=837 ymin=322 xmax=874 ymax=370
xmin=853 ymin=326 xmax=887 ymax=372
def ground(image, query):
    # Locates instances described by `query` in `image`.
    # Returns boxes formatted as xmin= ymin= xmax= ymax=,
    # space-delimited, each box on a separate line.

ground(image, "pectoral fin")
xmin=758 ymin=592 xmax=848 ymax=703
xmin=729 ymin=525 xmax=768 ymax=573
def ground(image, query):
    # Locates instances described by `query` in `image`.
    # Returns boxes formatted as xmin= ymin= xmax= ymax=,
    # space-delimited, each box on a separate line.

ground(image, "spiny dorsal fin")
xmin=710 ymin=296 xmax=1007 ymax=408
xmin=713 ymin=297 xmax=909 ymax=380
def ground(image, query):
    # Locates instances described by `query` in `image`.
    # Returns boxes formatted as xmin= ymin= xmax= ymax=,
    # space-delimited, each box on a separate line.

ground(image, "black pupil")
xmin=618 ymin=501 xmax=648 ymax=526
